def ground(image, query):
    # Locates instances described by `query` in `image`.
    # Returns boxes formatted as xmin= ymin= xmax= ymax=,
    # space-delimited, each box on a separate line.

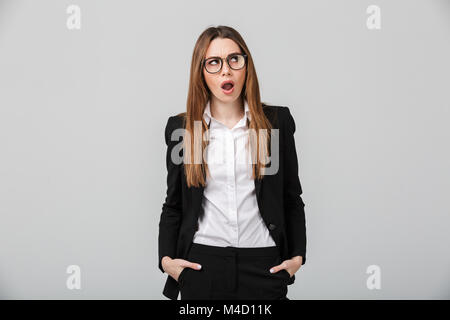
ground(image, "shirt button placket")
xmin=226 ymin=129 xmax=238 ymax=247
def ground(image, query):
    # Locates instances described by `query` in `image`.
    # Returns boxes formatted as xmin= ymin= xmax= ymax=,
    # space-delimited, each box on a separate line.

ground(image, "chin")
xmin=221 ymin=91 xmax=241 ymax=100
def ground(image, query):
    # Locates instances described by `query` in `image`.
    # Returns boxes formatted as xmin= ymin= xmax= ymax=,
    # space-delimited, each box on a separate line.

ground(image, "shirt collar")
xmin=203 ymin=99 xmax=251 ymax=126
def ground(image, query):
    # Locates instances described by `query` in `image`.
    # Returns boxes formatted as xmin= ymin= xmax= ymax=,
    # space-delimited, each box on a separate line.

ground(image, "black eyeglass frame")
xmin=203 ymin=53 xmax=248 ymax=74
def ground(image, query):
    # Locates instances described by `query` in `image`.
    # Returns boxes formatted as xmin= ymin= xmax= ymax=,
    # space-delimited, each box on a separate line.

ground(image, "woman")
xmin=158 ymin=25 xmax=307 ymax=300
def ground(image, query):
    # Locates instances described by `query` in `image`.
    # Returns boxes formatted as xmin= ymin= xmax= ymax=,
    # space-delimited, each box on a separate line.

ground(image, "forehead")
xmin=205 ymin=38 xmax=241 ymax=57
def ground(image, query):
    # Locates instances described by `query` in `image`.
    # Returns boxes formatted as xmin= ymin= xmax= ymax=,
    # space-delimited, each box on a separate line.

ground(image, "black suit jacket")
xmin=158 ymin=104 xmax=307 ymax=300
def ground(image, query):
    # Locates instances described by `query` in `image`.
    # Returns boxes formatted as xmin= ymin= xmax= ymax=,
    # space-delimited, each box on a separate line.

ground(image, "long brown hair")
xmin=181 ymin=25 xmax=273 ymax=188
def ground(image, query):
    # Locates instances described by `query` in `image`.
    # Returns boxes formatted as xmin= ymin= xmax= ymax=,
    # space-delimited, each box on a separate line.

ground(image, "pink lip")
xmin=221 ymin=80 xmax=235 ymax=95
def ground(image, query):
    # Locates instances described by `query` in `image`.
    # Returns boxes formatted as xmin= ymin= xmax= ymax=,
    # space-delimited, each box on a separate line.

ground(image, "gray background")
xmin=0 ymin=0 xmax=449 ymax=299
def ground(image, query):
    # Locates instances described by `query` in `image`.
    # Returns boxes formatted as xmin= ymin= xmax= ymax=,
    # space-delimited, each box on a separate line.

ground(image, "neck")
xmin=209 ymin=96 xmax=245 ymax=124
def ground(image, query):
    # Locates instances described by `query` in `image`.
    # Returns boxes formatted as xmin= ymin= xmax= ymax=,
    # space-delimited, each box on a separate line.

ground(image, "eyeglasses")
xmin=203 ymin=53 xmax=247 ymax=74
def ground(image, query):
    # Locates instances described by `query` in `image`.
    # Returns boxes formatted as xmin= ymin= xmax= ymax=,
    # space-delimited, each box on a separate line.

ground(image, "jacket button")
xmin=268 ymin=223 xmax=276 ymax=231
xmin=195 ymin=222 xmax=199 ymax=231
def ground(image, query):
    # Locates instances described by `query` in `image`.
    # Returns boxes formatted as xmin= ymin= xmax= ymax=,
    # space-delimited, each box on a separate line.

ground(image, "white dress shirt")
xmin=192 ymin=99 xmax=276 ymax=248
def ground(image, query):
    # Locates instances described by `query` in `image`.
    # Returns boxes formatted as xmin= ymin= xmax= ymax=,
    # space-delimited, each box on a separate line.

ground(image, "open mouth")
xmin=221 ymin=80 xmax=235 ymax=94
xmin=221 ymin=80 xmax=234 ymax=91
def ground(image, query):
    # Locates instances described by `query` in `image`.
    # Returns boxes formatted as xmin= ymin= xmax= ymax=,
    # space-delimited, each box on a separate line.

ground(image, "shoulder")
xmin=164 ymin=112 xmax=186 ymax=144
xmin=262 ymin=103 xmax=295 ymax=133
xmin=166 ymin=112 xmax=186 ymax=129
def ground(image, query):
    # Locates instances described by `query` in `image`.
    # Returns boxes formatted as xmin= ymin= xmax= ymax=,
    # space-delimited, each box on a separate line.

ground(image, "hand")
xmin=270 ymin=256 xmax=303 ymax=278
xmin=161 ymin=256 xmax=202 ymax=282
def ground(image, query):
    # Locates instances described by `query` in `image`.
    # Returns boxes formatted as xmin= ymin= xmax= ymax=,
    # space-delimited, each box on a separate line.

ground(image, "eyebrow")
xmin=205 ymin=52 xmax=242 ymax=60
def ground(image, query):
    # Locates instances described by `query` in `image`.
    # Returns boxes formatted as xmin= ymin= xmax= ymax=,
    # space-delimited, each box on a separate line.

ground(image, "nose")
xmin=221 ymin=60 xmax=231 ymax=75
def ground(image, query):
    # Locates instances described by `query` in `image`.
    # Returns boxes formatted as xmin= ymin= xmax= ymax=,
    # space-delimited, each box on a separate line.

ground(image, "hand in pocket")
xmin=161 ymin=257 xmax=202 ymax=282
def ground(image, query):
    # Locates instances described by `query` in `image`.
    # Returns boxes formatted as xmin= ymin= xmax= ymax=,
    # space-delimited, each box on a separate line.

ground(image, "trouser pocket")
xmin=179 ymin=253 xmax=212 ymax=300
xmin=178 ymin=267 xmax=189 ymax=287
xmin=250 ymin=254 xmax=289 ymax=299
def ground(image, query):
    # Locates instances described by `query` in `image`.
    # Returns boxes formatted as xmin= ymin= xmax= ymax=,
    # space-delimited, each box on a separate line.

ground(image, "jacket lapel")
xmin=191 ymin=184 xmax=204 ymax=219
xmin=254 ymin=177 xmax=262 ymax=199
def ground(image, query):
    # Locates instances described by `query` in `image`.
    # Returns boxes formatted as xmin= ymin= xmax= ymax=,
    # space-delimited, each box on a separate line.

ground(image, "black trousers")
xmin=177 ymin=242 xmax=291 ymax=300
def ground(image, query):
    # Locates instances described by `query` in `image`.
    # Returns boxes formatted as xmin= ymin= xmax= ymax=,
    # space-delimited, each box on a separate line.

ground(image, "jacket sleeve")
xmin=282 ymin=107 xmax=307 ymax=265
xmin=158 ymin=116 xmax=183 ymax=273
